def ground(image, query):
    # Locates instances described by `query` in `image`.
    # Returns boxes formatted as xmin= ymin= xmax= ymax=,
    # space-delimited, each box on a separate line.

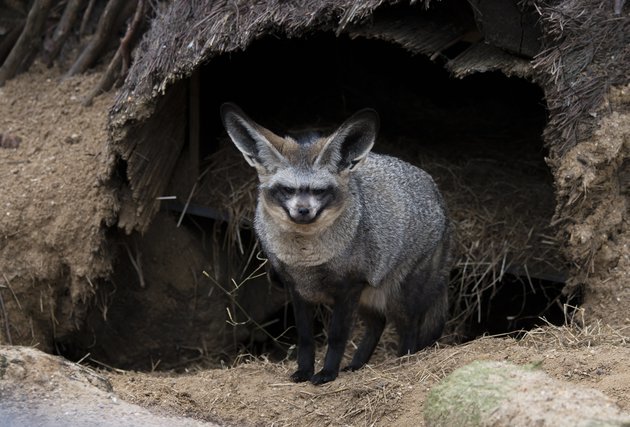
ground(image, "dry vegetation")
xmin=105 ymin=320 xmax=630 ymax=426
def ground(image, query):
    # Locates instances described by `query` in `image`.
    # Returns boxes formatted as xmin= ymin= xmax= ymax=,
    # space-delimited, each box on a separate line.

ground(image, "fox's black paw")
xmin=290 ymin=369 xmax=313 ymax=383
xmin=310 ymin=369 xmax=337 ymax=385
xmin=341 ymin=363 xmax=363 ymax=372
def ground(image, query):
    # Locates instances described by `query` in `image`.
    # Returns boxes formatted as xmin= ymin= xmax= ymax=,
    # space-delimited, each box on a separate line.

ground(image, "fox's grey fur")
xmin=221 ymin=103 xmax=452 ymax=385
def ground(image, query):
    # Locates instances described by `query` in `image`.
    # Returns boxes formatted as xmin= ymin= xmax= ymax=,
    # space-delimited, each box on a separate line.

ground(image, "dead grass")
xmin=521 ymin=307 xmax=630 ymax=350
xmin=105 ymin=323 xmax=630 ymax=426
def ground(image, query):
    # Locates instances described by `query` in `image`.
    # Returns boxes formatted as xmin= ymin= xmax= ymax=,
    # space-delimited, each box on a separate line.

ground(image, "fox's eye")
xmin=280 ymin=186 xmax=295 ymax=195
xmin=311 ymin=186 xmax=332 ymax=196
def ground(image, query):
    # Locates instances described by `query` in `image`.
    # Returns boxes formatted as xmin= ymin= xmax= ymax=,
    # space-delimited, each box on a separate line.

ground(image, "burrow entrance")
xmin=58 ymin=11 xmax=579 ymax=371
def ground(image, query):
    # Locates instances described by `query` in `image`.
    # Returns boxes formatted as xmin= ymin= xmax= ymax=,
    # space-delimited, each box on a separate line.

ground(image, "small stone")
xmin=65 ymin=134 xmax=82 ymax=145
xmin=0 ymin=132 xmax=21 ymax=148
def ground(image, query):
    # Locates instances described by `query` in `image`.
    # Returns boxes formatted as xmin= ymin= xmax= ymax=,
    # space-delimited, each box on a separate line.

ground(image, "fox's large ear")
xmin=315 ymin=109 xmax=379 ymax=172
xmin=220 ymin=103 xmax=287 ymax=173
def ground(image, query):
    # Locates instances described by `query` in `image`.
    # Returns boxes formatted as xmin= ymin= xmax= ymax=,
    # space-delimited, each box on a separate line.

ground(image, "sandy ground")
xmin=2 ymin=324 xmax=629 ymax=427
xmin=105 ymin=326 xmax=630 ymax=426
xmin=0 ymin=63 xmax=117 ymax=350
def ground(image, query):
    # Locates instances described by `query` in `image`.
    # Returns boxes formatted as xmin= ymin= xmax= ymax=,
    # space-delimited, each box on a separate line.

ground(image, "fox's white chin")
xmin=271 ymin=210 xmax=341 ymax=235
xmin=288 ymin=209 xmax=318 ymax=225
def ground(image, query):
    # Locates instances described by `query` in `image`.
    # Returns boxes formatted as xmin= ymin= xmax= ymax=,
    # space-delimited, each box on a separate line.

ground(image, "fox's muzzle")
xmin=288 ymin=196 xmax=318 ymax=224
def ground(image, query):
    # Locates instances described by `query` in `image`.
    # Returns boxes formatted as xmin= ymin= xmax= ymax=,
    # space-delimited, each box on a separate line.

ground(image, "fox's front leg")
xmin=289 ymin=286 xmax=315 ymax=382
xmin=311 ymin=290 xmax=361 ymax=385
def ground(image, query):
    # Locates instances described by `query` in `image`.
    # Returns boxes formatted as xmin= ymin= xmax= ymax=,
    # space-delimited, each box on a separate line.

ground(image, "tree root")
xmin=0 ymin=0 xmax=148 ymax=96
xmin=0 ymin=0 xmax=53 ymax=87
xmin=0 ymin=24 xmax=23 ymax=66
xmin=43 ymin=0 xmax=86 ymax=67
xmin=79 ymin=0 xmax=97 ymax=36
xmin=65 ymin=0 xmax=128 ymax=78
xmin=83 ymin=0 xmax=144 ymax=106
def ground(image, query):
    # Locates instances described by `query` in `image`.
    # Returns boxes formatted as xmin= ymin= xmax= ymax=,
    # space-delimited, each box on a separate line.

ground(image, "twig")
xmin=202 ymin=269 xmax=290 ymax=347
xmin=76 ymin=352 xmax=91 ymax=364
xmin=120 ymin=0 xmax=144 ymax=76
xmin=0 ymin=24 xmax=23 ymax=65
xmin=177 ymin=180 xmax=198 ymax=227
xmin=66 ymin=0 xmax=128 ymax=78
xmin=88 ymin=357 xmax=127 ymax=373
xmin=124 ymin=241 xmax=145 ymax=288
xmin=79 ymin=0 xmax=97 ymax=36
xmin=43 ymin=0 xmax=85 ymax=67
xmin=82 ymin=48 xmax=122 ymax=106
xmin=2 ymin=273 xmax=22 ymax=311
xmin=82 ymin=0 xmax=145 ymax=106
xmin=0 ymin=288 xmax=13 ymax=345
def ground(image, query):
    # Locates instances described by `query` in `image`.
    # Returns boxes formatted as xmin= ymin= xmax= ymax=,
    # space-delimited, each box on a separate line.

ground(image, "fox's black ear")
xmin=220 ymin=103 xmax=286 ymax=173
xmin=316 ymin=109 xmax=379 ymax=172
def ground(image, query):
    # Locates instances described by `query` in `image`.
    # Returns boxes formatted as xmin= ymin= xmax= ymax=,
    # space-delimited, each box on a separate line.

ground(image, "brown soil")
xmin=0 ymin=63 xmax=117 ymax=350
xmin=106 ymin=326 xmax=630 ymax=426
xmin=558 ymin=86 xmax=630 ymax=328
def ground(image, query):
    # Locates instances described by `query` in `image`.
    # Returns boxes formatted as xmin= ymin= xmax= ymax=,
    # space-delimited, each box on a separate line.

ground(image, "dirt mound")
xmin=107 ymin=325 xmax=630 ymax=426
xmin=0 ymin=63 xmax=117 ymax=350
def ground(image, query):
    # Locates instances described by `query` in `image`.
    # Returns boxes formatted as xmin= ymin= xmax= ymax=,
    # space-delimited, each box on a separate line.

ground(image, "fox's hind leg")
xmin=416 ymin=272 xmax=448 ymax=350
xmin=393 ymin=267 xmax=448 ymax=356
xmin=343 ymin=307 xmax=386 ymax=371
xmin=396 ymin=228 xmax=451 ymax=355
xmin=416 ymin=230 xmax=451 ymax=351
xmin=393 ymin=305 xmax=421 ymax=357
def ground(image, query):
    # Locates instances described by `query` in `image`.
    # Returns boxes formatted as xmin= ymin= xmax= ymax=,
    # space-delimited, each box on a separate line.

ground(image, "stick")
xmin=0 ymin=24 xmax=23 ymax=66
xmin=119 ymin=0 xmax=144 ymax=77
xmin=43 ymin=0 xmax=86 ymax=67
xmin=177 ymin=181 xmax=198 ymax=227
xmin=82 ymin=48 xmax=122 ymax=106
xmin=79 ymin=0 xmax=96 ymax=35
xmin=65 ymin=0 xmax=127 ymax=78
xmin=124 ymin=241 xmax=145 ymax=288
xmin=0 ymin=0 xmax=54 ymax=86
xmin=0 ymin=289 xmax=12 ymax=345
xmin=81 ymin=0 xmax=144 ymax=106
xmin=2 ymin=273 xmax=22 ymax=310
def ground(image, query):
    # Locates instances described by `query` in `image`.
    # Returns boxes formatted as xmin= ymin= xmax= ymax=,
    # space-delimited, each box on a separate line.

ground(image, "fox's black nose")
xmin=291 ymin=206 xmax=316 ymax=224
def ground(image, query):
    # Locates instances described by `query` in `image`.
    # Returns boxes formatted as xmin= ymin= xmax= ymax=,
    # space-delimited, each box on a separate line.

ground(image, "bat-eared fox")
xmin=221 ymin=103 xmax=452 ymax=385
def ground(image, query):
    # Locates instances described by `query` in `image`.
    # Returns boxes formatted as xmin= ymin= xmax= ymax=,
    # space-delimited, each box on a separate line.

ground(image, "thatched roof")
xmin=108 ymin=0 xmax=550 ymax=232
xmin=110 ymin=0 xmax=412 ymax=232
xmin=108 ymin=0 xmax=628 ymax=233
xmin=533 ymin=0 xmax=629 ymax=158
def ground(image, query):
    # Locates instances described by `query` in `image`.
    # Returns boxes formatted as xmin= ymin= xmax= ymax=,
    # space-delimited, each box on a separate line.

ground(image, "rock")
xmin=0 ymin=346 xmax=222 ymax=427
xmin=65 ymin=133 xmax=82 ymax=144
xmin=424 ymin=360 xmax=630 ymax=427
